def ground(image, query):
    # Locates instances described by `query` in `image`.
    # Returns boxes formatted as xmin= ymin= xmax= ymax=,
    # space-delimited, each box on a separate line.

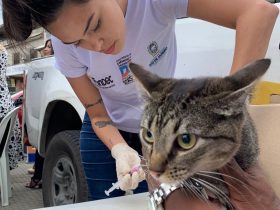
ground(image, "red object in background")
xmin=11 ymin=90 xmax=23 ymax=102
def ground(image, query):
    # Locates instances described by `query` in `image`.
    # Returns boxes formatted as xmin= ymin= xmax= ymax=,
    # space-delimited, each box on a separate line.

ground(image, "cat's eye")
xmin=140 ymin=128 xmax=154 ymax=144
xmin=177 ymin=134 xmax=197 ymax=150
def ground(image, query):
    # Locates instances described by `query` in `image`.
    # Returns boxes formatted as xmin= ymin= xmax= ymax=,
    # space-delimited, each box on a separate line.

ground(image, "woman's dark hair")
xmin=44 ymin=39 xmax=51 ymax=48
xmin=2 ymin=0 xmax=89 ymax=42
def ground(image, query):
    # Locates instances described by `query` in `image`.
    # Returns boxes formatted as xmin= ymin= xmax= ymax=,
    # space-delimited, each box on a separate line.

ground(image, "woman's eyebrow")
xmin=62 ymin=12 xmax=95 ymax=45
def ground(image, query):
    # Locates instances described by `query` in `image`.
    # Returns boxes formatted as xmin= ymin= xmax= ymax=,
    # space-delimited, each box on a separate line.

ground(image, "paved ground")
xmin=1 ymin=160 xmax=44 ymax=210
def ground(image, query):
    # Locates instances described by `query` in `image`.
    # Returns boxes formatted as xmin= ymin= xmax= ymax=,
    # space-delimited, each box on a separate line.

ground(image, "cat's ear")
xmin=225 ymin=58 xmax=270 ymax=91
xmin=129 ymin=63 xmax=167 ymax=98
xmin=226 ymin=58 xmax=270 ymax=98
xmin=211 ymin=59 xmax=271 ymax=116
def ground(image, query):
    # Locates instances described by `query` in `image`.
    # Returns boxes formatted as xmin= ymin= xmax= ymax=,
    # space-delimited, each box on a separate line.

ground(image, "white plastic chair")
xmin=0 ymin=107 xmax=20 ymax=207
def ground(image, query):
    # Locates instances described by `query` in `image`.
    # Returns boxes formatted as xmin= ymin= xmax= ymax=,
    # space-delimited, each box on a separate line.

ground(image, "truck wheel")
xmin=42 ymin=130 xmax=88 ymax=207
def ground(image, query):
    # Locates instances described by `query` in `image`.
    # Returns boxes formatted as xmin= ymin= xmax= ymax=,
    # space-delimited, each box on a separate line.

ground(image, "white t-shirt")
xmin=52 ymin=0 xmax=188 ymax=133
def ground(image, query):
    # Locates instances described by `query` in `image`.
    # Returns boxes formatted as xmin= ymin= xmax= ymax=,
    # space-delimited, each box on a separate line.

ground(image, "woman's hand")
xmin=220 ymin=159 xmax=280 ymax=210
xmin=111 ymin=143 xmax=145 ymax=191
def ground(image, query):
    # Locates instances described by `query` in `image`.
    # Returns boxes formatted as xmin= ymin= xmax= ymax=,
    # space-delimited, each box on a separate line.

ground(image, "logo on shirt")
xmin=91 ymin=76 xmax=115 ymax=89
xmin=147 ymin=41 xmax=168 ymax=67
xmin=116 ymin=53 xmax=134 ymax=85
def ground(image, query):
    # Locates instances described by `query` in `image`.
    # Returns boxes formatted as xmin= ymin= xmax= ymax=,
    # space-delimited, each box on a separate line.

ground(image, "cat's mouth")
xmin=149 ymin=155 xmax=234 ymax=184
xmin=148 ymin=169 xmax=174 ymax=184
xmin=148 ymin=168 xmax=192 ymax=184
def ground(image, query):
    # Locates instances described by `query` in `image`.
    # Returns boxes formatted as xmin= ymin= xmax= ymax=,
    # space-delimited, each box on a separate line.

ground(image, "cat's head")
xmin=129 ymin=59 xmax=270 ymax=184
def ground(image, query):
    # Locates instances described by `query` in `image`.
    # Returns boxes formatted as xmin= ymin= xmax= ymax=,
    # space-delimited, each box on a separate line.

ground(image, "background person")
xmin=0 ymin=44 xmax=24 ymax=170
xmin=40 ymin=39 xmax=54 ymax=57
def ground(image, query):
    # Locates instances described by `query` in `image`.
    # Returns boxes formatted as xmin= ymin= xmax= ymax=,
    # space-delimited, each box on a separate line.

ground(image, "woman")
xmin=2 ymin=0 xmax=279 ymax=209
xmin=40 ymin=39 xmax=54 ymax=57
xmin=0 ymin=44 xmax=24 ymax=170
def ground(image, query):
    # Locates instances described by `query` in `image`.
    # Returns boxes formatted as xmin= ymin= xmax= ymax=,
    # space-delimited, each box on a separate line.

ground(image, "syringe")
xmin=104 ymin=165 xmax=141 ymax=196
xmin=104 ymin=179 xmax=122 ymax=196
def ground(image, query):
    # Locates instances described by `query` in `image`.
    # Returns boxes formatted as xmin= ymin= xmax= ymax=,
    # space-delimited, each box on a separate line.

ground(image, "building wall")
xmin=0 ymin=27 xmax=46 ymax=94
xmin=1 ymin=27 xmax=45 ymax=66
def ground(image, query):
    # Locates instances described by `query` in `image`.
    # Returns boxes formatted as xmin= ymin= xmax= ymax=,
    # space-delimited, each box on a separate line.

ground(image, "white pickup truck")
xmin=10 ymin=1 xmax=280 ymax=207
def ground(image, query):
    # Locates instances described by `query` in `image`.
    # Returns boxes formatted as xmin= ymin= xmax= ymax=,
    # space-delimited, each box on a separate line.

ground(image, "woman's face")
xmin=47 ymin=0 xmax=126 ymax=55
xmin=42 ymin=40 xmax=53 ymax=56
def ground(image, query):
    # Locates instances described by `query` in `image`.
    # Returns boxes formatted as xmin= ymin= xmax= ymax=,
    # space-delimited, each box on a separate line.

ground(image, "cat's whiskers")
xmin=200 ymin=170 xmax=254 ymax=197
xmin=220 ymin=165 xmax=260 ymax=204
xmin=138 ymin=155 xmax=150 ymax=173
xmin=187 ymin=178 xmax=228 ymax=209
xmin=193 ymin=177 xmax=234 ymax=210
xmin=146 ymin=174 xmax=158 ymax=190
xmin=199 ymin=171 xmax=245 ymax=189
xmin=197 ymin=172 xmax=238 ymax=190
xmin=197 ymin=171 xmax=249 ymax=204
xmin=177 ymin=186 xmax=191 ymax=200
xmin=179 ymin=182 xmax=219 ymax=210
xmin=198 ymin=170 xmax=261 ymax=209
xmin=138 ymin=155 xmax=160 ymax=190
xmin=181 ymin=181 xmax=203 ymax=202
xmin=181 ymin=179 xmax=209 ymax=203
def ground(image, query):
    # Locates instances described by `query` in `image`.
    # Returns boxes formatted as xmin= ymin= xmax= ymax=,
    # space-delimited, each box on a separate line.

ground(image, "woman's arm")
xmin=220 ymin=160 xmax=280 ymax=210
xmin=187 ymin=0 xmax=279 ymax=74
xmin=67 ymin=75 xmax=145 ymax=190
xmin=67 ymin=75 xmax=125 ymax=150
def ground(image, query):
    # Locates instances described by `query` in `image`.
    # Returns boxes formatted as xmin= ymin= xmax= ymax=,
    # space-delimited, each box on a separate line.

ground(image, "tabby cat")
xmin=129 ymin=59 xmax=271 ymax=209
